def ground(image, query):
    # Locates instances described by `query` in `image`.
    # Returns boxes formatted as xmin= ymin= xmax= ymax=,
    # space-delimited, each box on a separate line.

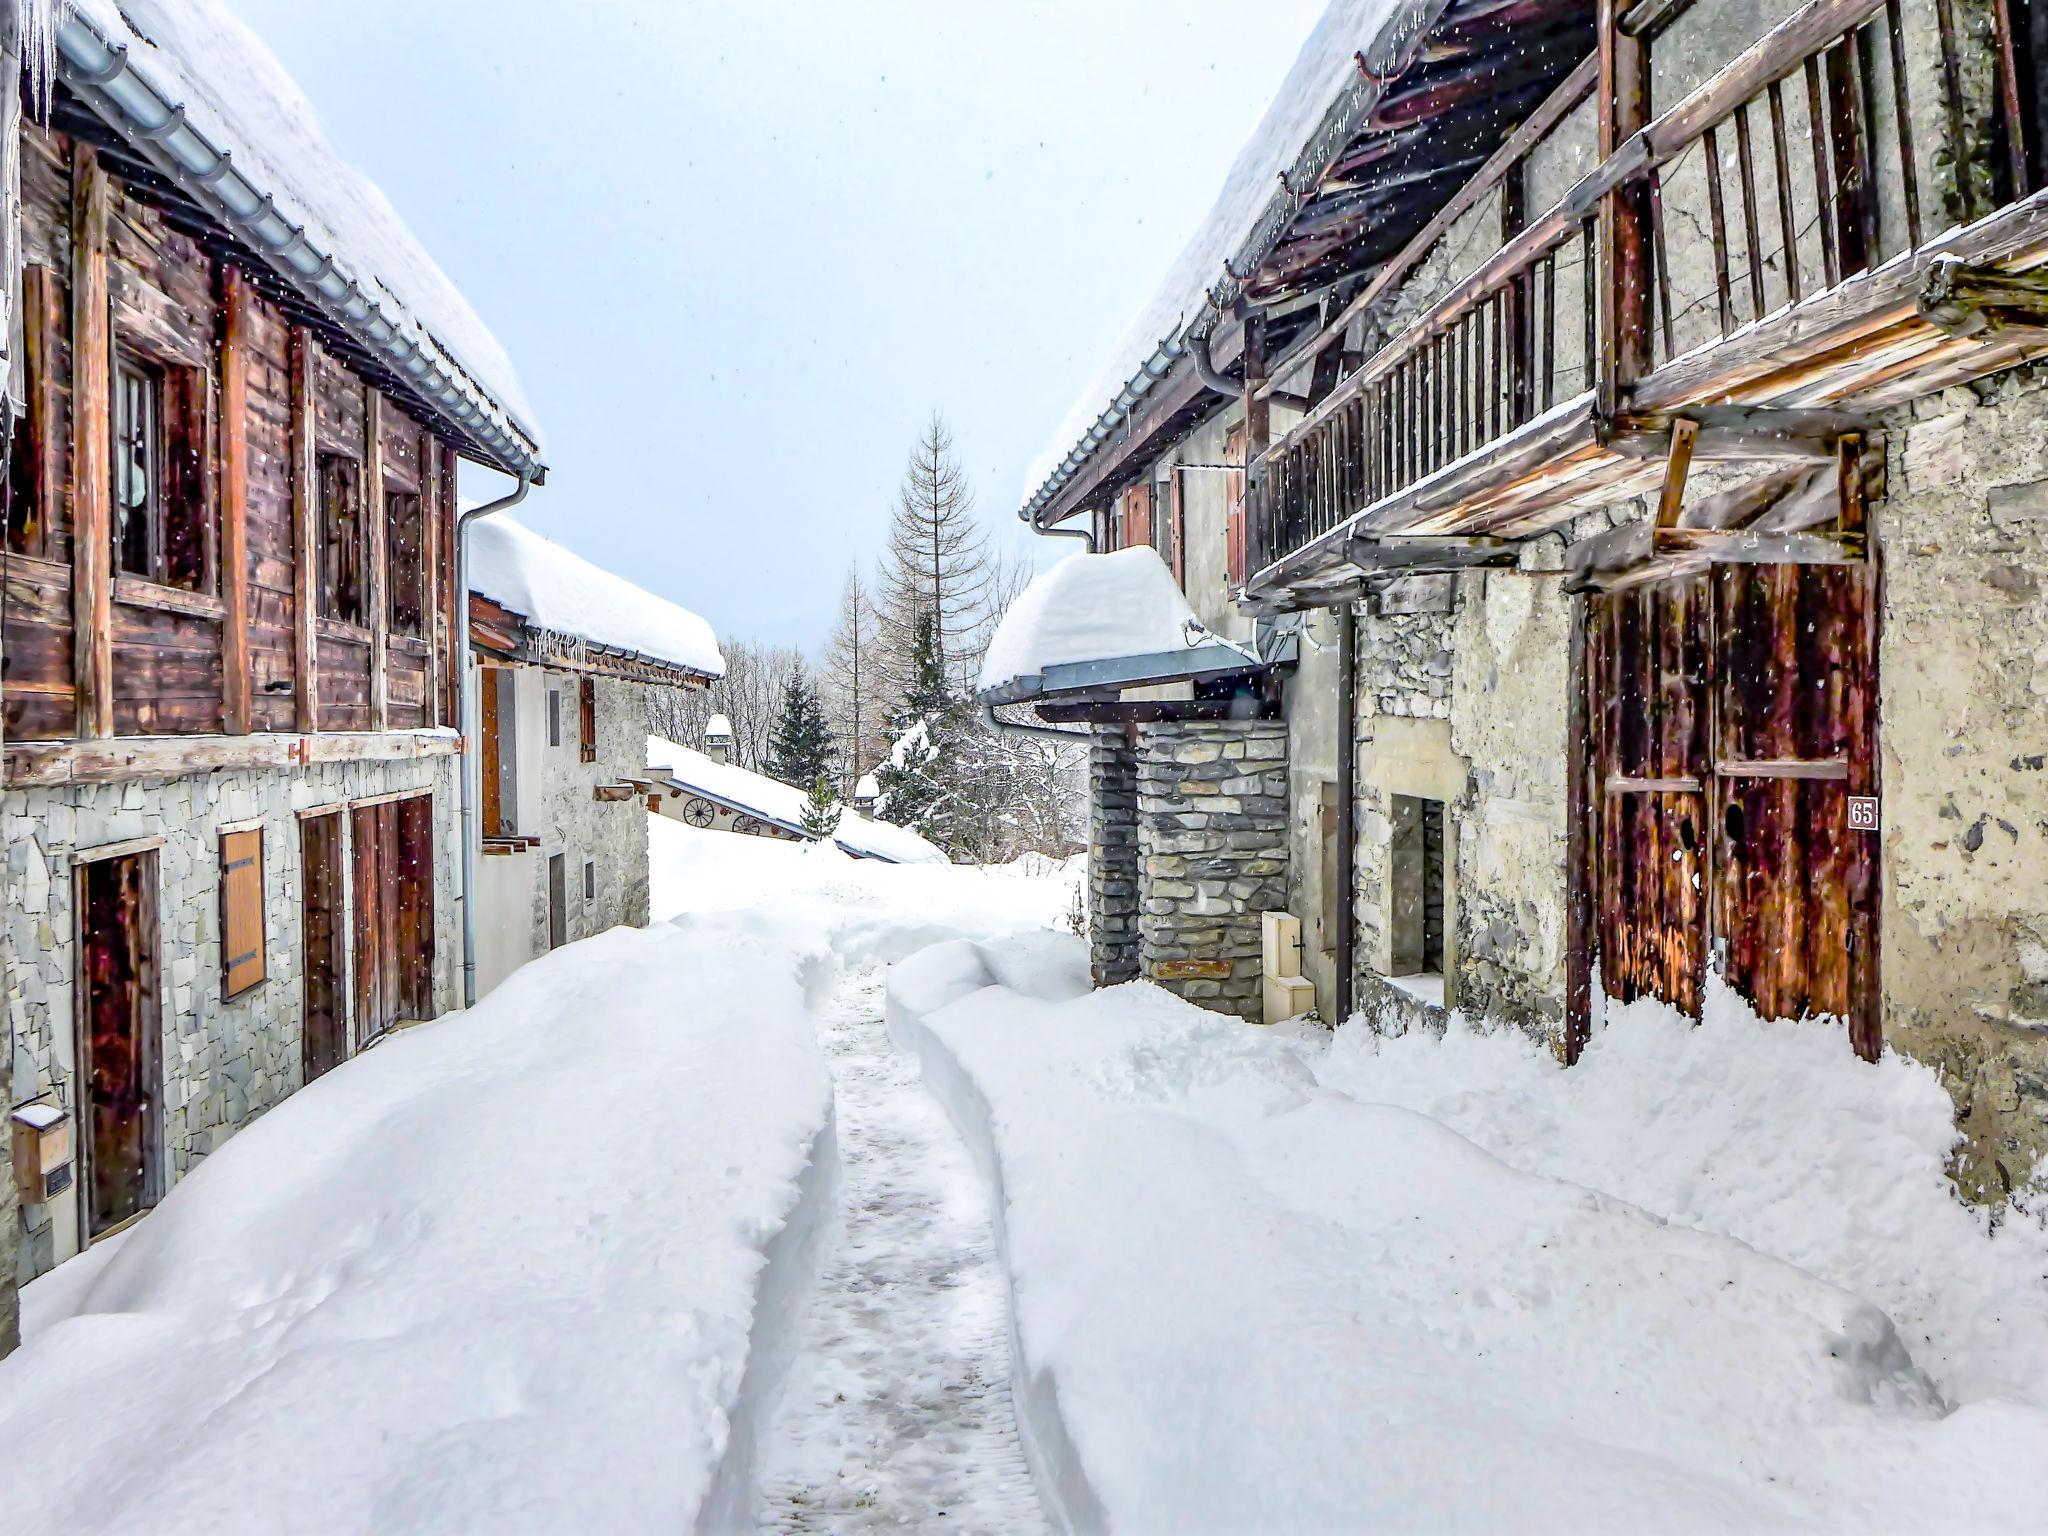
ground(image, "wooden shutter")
xmin=219 ymin=828 xmax=266 ymax=997
xmin=579 ymin=676 xmax=597 ymax=763
xmin=1125 ymin=484 xmax=1153 ymax=549
xmin=479 ymin=666 xmax=503 ymax=837
xmin=1225 ymin=426 xmax=1248 ymax=587
xmin=1168 ymin=468 xmax=1187 ymax=590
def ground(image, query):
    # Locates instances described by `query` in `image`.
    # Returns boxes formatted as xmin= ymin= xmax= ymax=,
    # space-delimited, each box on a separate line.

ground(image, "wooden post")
xmin=366 ymin=389 xmax=388 ymax=733
xmin=219 ymin=266 xmax=252 ymax=735
xmin=1598 ymin=0 xmax=1652 ymax=400
xmin=1655 ymin=416 xmax=1700 ymax=527
xmin=1243 ymin=312 xmax=1270 ymax=460
xmin=289 ymin=327 xmax=320 ymax=730
xmin=69 ymin=143 xmax=112 ymax=740
xmin=1564 ymin=592 xmax=1595 ymax=1064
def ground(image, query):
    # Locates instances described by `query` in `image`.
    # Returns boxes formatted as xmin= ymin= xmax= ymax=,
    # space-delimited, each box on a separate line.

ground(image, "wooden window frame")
xmin=578 ymin=676 xmax=597 ymax=763
xmin=219 ymin=827 xmax=267 ymax=999
xmin=316 ymin=450 xmax=368 ymax=628
xmin=385 ymin=484 xmax=426 ymax=638
xmin=109 ymin=341 xmax=214 ymax=598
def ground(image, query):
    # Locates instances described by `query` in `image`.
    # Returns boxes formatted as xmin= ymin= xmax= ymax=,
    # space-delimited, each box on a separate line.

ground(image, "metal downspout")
xmin=1190 ymin=331 xmax=1241 ymax=399
xmin=457 ymin=471 xmax=530 ymax=1007
xmin=1334 ymin=601 xmax=1356 ymax=1023
xmin=981 ymin=700 xmax=1086 ymax=744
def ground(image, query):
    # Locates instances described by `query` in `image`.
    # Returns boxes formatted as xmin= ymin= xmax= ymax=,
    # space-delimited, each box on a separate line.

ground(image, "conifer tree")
xmin=764 ymin=665 xmax=836 ymax=789
xmin=874 ymin=608 xmax=960 ymax=836
xmin=800 ymin=774 xmax=840 ymax=839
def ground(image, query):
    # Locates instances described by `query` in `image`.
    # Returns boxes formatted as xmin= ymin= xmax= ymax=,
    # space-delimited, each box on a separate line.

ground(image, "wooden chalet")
xmin=1017 ymin=0 xmax=2048 ymax=1197
xmin=1 ymin=0 xmax=544 ymax=1342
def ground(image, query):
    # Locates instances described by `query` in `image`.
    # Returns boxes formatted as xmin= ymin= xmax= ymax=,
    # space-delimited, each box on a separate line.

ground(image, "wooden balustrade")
xmin=1242 ymin=0 xmax=2032 ymax=587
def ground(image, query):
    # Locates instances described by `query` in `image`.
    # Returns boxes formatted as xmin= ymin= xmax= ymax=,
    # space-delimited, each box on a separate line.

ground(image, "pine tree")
xmin=800 ymin=774 xmax=840 ymax=839
xmin=764 ymin=665 xmax=836 ymax=789
xmin=877 ymin=413 xmax=990 ymax=693
xmin=874 ymin=608 xmax=960 ymax=837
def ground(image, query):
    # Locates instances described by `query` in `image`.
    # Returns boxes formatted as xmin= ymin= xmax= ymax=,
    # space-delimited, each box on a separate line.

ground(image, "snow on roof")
xmin=471 ymin=517 xmax=723 ymax=679
xmin=65 ymin=0 xmax=542 ymax=460
xmin=979 ymin=548 xmax=1206 ymax=697
xmin=832 ymin=811 xmax=948 ymax=866
xmin=649 ymin=737 xmax=808 ymax=831
xmin=854 ymin=773 xmax=880 ymax=801
xmin=647 ymin=737 xmax=947 ymax=864
xmin=1021 ymin=0 xmax=1404 ymax=509
xmin=705 ymin=714 xmax=734 ymax=740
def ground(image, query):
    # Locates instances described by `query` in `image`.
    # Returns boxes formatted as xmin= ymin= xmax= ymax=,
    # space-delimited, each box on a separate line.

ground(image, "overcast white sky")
xmin=232 ymin=0 xmax=1327 ymax=654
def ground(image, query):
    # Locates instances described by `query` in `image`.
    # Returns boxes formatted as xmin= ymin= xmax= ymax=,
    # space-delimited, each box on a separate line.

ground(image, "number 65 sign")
xmin=1847 ymin=796 xmax=1880 ymax=832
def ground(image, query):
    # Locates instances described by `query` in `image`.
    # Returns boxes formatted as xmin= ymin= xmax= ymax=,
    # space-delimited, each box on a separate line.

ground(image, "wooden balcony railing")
xmin=1243 ymin=0 xmax=2037 ymax=588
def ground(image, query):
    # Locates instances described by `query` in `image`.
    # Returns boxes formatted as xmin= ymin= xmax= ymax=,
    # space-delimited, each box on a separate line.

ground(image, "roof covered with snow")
xmin=647 ymin=738 xmax=947 ymax=864
xmin=979 ymin=549 xmax=1246 ymax=701
xmin=1021 ymin=0 xmax=1405 ymax=508
xmin=57 ymin=0 xmax=543 ymax=473
xmin=471 ymin=518 xmax=723 ymax=680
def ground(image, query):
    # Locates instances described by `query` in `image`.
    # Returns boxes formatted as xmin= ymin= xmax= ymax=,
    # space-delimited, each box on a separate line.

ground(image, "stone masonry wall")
xmin=1136 ymin=720 xmax=1289 ymax=1020
xmin=521 ymin=675 xmax=654 ymax=957
xmin=1088 ymin=729 xmax=1140 ymax=986
xmin=1878 ymin=366 xmax=2048 ymax=1201
xmin=1 ymin=751 xmax=460 ymax=1283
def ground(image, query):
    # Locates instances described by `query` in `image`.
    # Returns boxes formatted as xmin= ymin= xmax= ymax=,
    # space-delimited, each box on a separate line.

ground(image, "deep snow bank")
xmin=890 ymin=937 xmax=2048 ymax=1534
xmin=0 ymin=922 xmax=834 ymax=1536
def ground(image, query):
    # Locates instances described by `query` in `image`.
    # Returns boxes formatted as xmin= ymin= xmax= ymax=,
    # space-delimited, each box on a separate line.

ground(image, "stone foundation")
xmin=1136 ymin=720 xmax=1289 ymax=1020
xmin=1088 ymin=729 xmax=1139 ymax=986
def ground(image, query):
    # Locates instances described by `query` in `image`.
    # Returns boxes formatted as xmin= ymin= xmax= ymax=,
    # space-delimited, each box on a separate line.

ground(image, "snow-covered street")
xmin=755 ymin=967 xmax=1046 ymax=1534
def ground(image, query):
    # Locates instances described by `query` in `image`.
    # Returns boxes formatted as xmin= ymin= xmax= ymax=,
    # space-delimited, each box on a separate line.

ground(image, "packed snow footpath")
xmin=892 ymin=936 xmax=2048 ymax=1534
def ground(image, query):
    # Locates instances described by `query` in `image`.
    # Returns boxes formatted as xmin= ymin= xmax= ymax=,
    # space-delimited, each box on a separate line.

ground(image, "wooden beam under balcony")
xmin=1346 ymin=533 xmax=1519 ymax=572
xmin=1601 ymin=405 xmax=1875 ymax=463
xmin=1918 ymin=259 xmax=2048 ymax=338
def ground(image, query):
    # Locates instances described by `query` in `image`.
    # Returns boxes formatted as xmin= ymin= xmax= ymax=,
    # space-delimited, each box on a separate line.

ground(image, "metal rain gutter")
xmin=53 ymin=15 xmax=546 ymax=482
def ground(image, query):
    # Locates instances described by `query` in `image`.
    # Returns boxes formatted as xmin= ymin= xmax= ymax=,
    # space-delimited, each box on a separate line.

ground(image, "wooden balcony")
xmin=1243 ymin=0 xmax=2048 ymax=611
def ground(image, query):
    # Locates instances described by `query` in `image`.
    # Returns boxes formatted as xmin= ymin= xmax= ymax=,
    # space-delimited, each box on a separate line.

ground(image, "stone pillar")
xmin=1088 ymin=728 xmax=1140 ymax=986
xmin=1136 ymin=720 xmax=1289 ymax=1020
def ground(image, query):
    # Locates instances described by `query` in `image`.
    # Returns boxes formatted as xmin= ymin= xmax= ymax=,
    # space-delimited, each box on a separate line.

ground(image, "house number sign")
xmin=1847 ymin=796 xmax=1880 ymax=832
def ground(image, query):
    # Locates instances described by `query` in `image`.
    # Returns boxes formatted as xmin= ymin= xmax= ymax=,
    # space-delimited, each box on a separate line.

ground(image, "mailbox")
xmin=11 ymin=1101 xmax=72 ymax=1206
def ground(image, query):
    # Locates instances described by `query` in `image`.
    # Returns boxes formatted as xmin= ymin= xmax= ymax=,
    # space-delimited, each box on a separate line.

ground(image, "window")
xmin=1389 ymin=795 xmax=1447 ymax=977
xmin=578 ymin=677 xmax=597 ymax=763
xmin=547 ymin=686 xmax=562 ymax=748
xmin=583 ymin=859 xmax=596 ymax=903
xmin=386 ymin=487 xmax=425 ymax=636
xmin=480 ymin=666 xmax=518 ymax=838
xmin=318 ymin=453 xmax=366 ymax=624
xmin=547 ymin=853 xmax=567 ymax=949
xmin=219 ymin=828 xmax=266 ymax=998
xmin=111 ymin=352 xmax=212 ymax=591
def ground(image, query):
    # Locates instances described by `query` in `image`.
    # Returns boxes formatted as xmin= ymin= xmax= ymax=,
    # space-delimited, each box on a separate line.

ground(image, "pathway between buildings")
xmin=755 ymin=967 xmax=1048 ymax=1534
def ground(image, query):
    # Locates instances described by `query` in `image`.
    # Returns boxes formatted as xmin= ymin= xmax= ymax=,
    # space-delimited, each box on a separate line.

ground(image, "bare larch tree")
xmin=822 ymin=567 xmax=884 ymax=788
xmin=877 ymin=412 xmax=990 ymax=692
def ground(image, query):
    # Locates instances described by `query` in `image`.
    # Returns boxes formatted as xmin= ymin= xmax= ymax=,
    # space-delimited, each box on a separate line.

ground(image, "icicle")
xmin=20 ymin=0 xmax=74 ymax=123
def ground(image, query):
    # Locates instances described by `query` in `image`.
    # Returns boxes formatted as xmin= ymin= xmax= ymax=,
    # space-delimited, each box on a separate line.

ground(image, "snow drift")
xmin=890 ymin=936 xmax=2048 ymax=1533
xmin=0 ymin=922 xmax=834 ymax=1535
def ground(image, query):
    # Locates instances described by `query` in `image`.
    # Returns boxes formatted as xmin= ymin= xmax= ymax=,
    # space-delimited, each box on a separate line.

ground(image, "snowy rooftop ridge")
xmin=1019 ymin=0 xmax=1418 ymax=518
xmin=59 ymin=0 xmax=543 ymax=471
xmin=978 ymin=548 xmax=1211 ymax=700
xmin=647 ymin=738 xmax=948 ymax=865
xmin=470 ymin=517 xmax=723 ymax=679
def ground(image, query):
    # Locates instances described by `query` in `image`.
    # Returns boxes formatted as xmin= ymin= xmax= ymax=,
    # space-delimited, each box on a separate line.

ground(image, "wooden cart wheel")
xmin=682 ymin=797 xmax=716 ymax=828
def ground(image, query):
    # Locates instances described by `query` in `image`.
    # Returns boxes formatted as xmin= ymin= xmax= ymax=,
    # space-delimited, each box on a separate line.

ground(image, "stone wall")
xmin=1877 ymin=367 xmax=2048 ymax=1200
xmin=1136 ymin=720 xmax=1289 ymax=1020
xmin=1088 ymin=729 xmax=1140 ymax=986
xmin=1 ymin=751 xmax=460 ymax=1283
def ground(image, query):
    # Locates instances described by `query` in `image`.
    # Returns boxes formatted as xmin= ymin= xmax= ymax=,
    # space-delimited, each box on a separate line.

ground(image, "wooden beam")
xmin=1716 ymin=756 xmax=1849 ymax=779
xmin=1603 ymin=404 xmax=1874 ymax=461
xmin=1654 ymin=416 xmax=1699 ymax=527
xmin=1916 ymin=257 xmax=2048 ymax=337
xmin=220 ymin=265 xmax=253 ymax=735
xmin=69 ymin=143 xmax=112 ymax=740
xmin=366 ymin=389 xmax=389 ymax=732
xmin=1600 ymin=0 xmax=1653 ymax=393
xmin=3 ymin=728 xmax=460 ymax=789
xmin=1648 ymin=526 xmax=1865 ymax=562
xmin=1348 ymin=532 xmax=1519 ymax=571
xmin=289 ymin=327 xmax=320 ymax=730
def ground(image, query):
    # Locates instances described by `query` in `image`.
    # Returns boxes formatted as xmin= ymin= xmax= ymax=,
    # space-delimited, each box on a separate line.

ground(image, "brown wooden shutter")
xmin=6 ymin=264 xmax=59 ymax=557
xmin=479 ymin=666 xmax=503 ymax=837
xmin=219 ymin=828 xmax=266 ymax=998
xmin=579 ymin=676 xmax=597 ymax=763
xmin=1168 ymin=468 xmax=1187 ymax=590
xmin=1125 ymin=485 xmax=1153 ymax=549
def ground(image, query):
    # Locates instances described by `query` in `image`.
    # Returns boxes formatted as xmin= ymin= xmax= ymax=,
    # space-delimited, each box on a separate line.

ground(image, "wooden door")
xmin=352 ymin=794 xmax=437 ymax=1042
xmin=301 ymin=811 xmax=347 ymax=1081
xmin=1587 ymin=563 xmax=1879 ymax=1054
xmin=77 ymin=850 xmax=160 ymax=1237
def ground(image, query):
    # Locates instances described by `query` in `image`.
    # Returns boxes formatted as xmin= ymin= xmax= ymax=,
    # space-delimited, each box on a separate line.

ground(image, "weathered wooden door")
xmin=1587 ymin=562 xmax=1879 ymax=1055
xmin=301 ymin=811 xmax=347 ymax=1081
xmin=77 ymin=850 xmax=161 ymax=1237
xmin=352 ymin=794 xmax=436 ymax=1043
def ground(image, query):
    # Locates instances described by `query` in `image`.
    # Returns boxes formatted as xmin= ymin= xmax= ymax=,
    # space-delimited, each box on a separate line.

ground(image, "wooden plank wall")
xmin=2 ymin=122 xmax=462 ymax=749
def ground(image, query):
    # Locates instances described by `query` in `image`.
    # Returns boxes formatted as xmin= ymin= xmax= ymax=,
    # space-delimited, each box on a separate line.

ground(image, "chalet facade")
xmin=0 ymin=1 xmax=545 ymax=1350
xmin=1004 ymin=0 xmax=2048 ymax=1200
xmin=467 ymin=517 xmax=722 ymax=995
